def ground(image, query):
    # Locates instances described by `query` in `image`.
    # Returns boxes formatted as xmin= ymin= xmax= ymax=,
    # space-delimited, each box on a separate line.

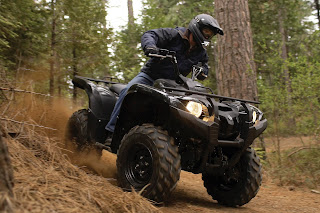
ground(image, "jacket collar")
xmin=178 ymin=28 xmax=202 ymax=52
xmin=176 ymin=28 xmax=189 ymax=48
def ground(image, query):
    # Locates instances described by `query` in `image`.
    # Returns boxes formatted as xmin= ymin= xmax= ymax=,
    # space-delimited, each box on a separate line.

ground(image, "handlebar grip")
xmin=148 ymin=49 xmax=176 ymax=58
xmin=158 ymin=49 xmax=169 ymax=55
xmin=148 ymin=53 xmax=168 ymax=58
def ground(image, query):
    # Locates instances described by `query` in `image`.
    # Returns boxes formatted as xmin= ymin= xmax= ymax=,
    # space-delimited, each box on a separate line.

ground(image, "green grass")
xmin=263 ymin=145 xmax=320 ymax=189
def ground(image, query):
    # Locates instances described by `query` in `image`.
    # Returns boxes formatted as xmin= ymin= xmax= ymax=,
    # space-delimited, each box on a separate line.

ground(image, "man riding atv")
xmin=104 ymin=14 xmax=224 ymax=139
xmin=67 ymin=13 xmax=267 ymax=206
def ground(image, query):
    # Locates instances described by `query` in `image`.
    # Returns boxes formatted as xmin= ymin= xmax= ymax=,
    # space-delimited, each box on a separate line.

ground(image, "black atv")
xmin=66 ymin=49 xmax=267 ymax=207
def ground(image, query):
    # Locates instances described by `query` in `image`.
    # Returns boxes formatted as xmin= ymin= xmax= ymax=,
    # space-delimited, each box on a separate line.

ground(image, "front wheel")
xmin=117 ymin=124 xmax=181 ymax=203
xmin=202 ymin=148 xmax=262 ymax=207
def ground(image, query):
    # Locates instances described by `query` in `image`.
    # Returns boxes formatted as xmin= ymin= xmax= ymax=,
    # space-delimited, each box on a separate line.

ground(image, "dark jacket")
xmin=141 ymin=27 xmax=209 ymax=80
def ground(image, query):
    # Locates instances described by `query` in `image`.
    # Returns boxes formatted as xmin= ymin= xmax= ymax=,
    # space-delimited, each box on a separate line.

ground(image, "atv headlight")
xmin=186 ymin=101 xmax=202 ymax=118
xmin=249 ymin=104 xmax=264 ymax=125
xmin=252 ymin=111 xmax=257 ymax=123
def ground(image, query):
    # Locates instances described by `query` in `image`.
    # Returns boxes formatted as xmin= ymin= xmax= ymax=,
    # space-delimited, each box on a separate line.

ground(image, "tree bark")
xmin=50 ymin=0 xmax=57 ymax=96
xmin=127 ymin=0 xmax=134 ymax=28
xmin=215 ymin=0 xmax=258 ymax=101
xmin=278 ymin=5 xmax=296 ymax=128
xmin=278 ymin=7 xmax=292 ymax=98
xmin=315 ymin=0 xmax=320 ymax=29
xmin=0 ymin=127 xmax=14 ymax=212
xmin=72 ymin=46 xmax=78 ymax=102
xmin=57 ymin=56 xmax=62 ymax=97
xmin=127 ymin=0 xmax=137 ymax=50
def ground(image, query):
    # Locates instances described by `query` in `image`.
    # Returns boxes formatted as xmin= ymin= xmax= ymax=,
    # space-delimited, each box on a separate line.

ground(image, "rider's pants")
xmin=105 ymin=72 xmax=154 ymax=132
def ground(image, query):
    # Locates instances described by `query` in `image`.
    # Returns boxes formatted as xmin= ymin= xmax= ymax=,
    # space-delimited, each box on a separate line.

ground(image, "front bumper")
xmin=168 ymin=105 xmax=268 ymax=172
xmin=169 ymin=106 xmax=267 ymax=146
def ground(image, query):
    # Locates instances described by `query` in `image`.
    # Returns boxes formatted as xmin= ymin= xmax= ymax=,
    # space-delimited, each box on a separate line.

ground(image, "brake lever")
xmin=192 ymin=65 xmax=204 ymax=80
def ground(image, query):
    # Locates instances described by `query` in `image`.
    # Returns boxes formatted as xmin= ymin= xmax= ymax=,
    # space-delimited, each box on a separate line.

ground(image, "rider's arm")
xmin=197 ymin=53 xmax=209 ymax=80
xmin=141 ymin=28 xmax=178 ymax=53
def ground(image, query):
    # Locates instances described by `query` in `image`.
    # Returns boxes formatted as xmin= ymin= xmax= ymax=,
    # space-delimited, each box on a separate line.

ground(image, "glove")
xmin=197 ymin=71 xmax=208 ymax=80
xmin=144 ymin=46 xmax=159 ymax=56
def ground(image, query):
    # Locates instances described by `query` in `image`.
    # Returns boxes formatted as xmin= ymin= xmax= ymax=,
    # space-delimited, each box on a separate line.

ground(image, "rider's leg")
xmin=105 ymin=72 xmax=154 ymax=133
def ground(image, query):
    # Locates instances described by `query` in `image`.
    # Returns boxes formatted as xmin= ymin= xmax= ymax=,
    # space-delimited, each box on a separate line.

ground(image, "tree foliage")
xmin=0 ymin=0 xmax=49 ymax=73
xmin=0 ymin=0 xmax=112 ymax=102
xmin=1 ymin=0 xmax=320 ymax=136
xmin=250 ymin=0 xmax=320 ymax=135
xmin=61 ymin=0 xmax=112 ymax=76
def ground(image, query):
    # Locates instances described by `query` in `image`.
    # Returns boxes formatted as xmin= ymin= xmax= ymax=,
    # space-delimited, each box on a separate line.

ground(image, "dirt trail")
xmin=163 ymin=172 xmax=320 ymax=213
xmin=3 ymin=93 xmax=318 ymax=212
xmin=97 ymin=151 xmax=320 ymax=213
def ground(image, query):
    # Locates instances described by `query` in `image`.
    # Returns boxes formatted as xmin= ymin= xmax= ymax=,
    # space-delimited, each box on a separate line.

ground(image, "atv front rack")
xmin=160 ymin=86 xmax=260 ymax=104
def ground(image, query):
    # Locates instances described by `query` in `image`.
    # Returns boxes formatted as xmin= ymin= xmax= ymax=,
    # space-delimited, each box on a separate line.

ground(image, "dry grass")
xmin=0 ymin=89 xmax=159 ymax=212
xmin=2 ymin=124 xmax=159 ymax=213
xmin=0 ymin=192 xmax=14 ymax=213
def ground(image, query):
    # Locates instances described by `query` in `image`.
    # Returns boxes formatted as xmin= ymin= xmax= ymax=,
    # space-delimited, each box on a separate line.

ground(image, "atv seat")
xmin=153 ymin=79 xmax=179 ymax=88
xmin=110 ymin=83 xmax=127 ymax=94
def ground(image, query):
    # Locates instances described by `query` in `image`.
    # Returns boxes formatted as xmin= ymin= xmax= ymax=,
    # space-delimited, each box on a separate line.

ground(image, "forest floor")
xmin=2 ymin=96 xmax=320 ymax=212
xmin=95 ymin=136 xmax=320 ymax=213
xmin=164 ymin=136 xmax=320 ymax=213
xmin=160 ymin=171 xmax=320 ymax=213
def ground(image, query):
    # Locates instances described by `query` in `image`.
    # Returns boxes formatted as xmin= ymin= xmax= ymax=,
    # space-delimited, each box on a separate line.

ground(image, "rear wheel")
xmin=202 ymin=148 xmax=262 ymax=207
xmin=65 ymin=109 xmax=90 ymax=150
xmin=117 ymin=124 xmax=181 ymax=203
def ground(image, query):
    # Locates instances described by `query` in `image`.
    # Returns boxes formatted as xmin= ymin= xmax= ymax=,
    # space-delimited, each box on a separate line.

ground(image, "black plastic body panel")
xmin=72 ymin=75 xmax=268 ymax=174
xmin=72 ymin=76 xmax=117 ymax=143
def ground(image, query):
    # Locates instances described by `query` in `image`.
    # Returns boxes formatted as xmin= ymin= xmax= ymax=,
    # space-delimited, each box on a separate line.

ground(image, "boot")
xmin=104 ymin=130 xmax=113 ymax=146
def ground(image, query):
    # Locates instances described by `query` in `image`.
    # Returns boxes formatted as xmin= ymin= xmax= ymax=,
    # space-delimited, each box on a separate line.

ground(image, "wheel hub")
xmin=125 ymin=143 xmax=153 ymax=188
xmin=218 ymin=165 xmax=242 ymax=191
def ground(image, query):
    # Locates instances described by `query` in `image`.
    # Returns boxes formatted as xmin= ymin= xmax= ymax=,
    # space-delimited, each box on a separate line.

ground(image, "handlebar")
xmin=148 ymin=49 xmax=176 ymax=59
xmin=148 ymin=49 xmax=181 ymax=83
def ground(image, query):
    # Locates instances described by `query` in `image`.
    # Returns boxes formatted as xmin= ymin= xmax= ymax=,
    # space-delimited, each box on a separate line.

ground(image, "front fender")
xmin=111 ymin=84 xmax=220 ymax=173
xmin=111 ymin=83 xmax=184 ymax=152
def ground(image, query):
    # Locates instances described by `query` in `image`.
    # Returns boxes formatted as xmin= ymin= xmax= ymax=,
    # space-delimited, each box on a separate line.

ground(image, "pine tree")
xmin=59 ymin=0 xmax=112 ymax=100
xmin=249 ymin=0 xmax=316 ymax=135
xmin=0 ymin=0 xmax=49 ymax=77
xmin=215 ymin=0 xmax=258 ymax=101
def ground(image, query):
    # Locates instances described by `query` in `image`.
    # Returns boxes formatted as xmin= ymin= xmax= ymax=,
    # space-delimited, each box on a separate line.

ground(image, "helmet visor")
xmin=201 ymin=27 xmax=215 ymax=40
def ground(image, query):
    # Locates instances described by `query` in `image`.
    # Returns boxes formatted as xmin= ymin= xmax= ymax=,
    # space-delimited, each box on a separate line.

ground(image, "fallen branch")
xmin=0 ymin=117 xmax=57 ymax=131
xmin=0 ymin=87 xmax=52 ymax=97
xmin=287 ymin=147 xmax=320 ymax=158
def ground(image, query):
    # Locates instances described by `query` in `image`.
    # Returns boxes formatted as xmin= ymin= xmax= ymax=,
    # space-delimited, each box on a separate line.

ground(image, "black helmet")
xmin=188 ymin=14 xmax=224 ymax=48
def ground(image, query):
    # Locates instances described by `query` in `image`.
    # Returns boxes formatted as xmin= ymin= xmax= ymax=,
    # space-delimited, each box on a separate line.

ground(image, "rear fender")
xmin=73 ymin=76 xmax=117 ymax=143
xmin=72 ymin=76 xmax=117 ymax=120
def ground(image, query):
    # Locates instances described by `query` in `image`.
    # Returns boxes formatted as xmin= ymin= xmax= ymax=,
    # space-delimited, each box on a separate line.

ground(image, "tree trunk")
xmin=278 ymin=7 xmax=291 ymax=93
xmin=50 ymin=0 xmax=57 ymax=96
xmin=57 ymin=56 xmax=62 ymax=97
xmin=315 ymin=0 xmax=320 ymax=29
xmin=72 ymin=46 xmax=78 ymax=102
xmin=127 ymin=0 xmax=134 ymax=28
xmin=0 ymin=127 xmax=14 ymax=212
xmin=215 ymin=0 xmax=258 ymax=101
xmin=127 ymin=0 xmax=137 ymax=50
xmin=278 ymin=6 xmax=295 ymax=128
